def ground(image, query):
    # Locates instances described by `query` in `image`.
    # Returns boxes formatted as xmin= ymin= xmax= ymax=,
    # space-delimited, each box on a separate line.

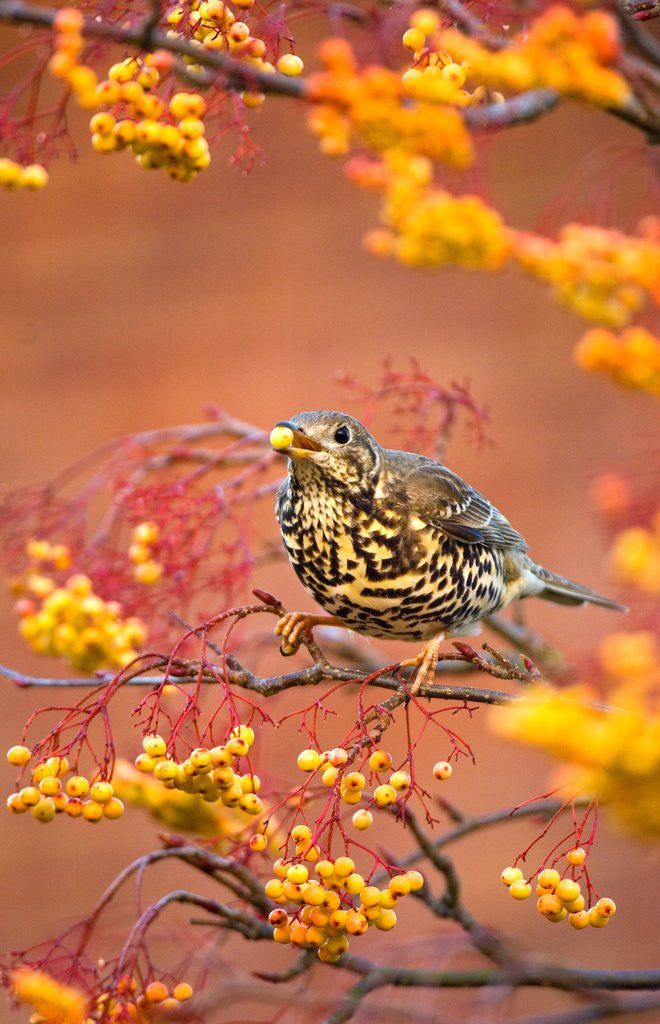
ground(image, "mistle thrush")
xmin=270 ymin=411 xmax=624 ymax=684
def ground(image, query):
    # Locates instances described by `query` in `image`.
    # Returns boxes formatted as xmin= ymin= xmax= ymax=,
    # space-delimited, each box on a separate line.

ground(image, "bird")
xmin=269 ymin=411 xmax=625 ymax=688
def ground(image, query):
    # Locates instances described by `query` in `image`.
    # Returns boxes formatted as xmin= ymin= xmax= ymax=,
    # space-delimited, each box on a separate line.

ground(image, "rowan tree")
xmin=0 ymin=1 xmax=659 ymax=1023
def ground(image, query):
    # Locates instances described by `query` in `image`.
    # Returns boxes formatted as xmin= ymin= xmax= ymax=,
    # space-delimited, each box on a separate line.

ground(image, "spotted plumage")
xmin=271 ymin=411 xmax=624 ymax=646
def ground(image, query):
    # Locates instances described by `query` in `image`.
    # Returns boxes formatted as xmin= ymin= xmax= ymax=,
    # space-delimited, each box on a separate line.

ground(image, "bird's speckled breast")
xmin=278 ymin=472 xmax=506 ymax=641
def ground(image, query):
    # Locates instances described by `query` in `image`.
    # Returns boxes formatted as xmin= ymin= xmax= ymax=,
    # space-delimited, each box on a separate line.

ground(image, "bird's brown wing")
xmin=388 ymin=451 xmax=528 ymax=551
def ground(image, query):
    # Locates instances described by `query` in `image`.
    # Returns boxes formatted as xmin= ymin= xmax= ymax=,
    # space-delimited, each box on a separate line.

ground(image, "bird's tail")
xmin=533 ymin=564 xmax=627 ymax=611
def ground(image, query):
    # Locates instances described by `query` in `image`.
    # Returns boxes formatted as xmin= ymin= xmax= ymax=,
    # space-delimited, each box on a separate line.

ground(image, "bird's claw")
xmin=400 ymin=634 xmax=445 ymax=695
xmin=274 ymin=612 xmax=316 ymax=656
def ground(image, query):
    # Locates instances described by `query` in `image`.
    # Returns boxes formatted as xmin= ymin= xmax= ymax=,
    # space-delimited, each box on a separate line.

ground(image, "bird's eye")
xmin=334 ymin=425 xmax=350 ymax=445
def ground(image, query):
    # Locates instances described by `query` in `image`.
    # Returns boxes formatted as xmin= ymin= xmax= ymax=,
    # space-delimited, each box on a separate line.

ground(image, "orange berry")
xmin=569 ymin=910 xmax=590 ymax=929
xmin=19 ymin=786 xmax=41 ymax=807
xmin=103 ymin=797 xmax=125 ymax=819
xmin=66 ymin=776 xmax=89 ymax=798
xmin=172 ymin=982 xmax=193 ymax=1001
xmin=249 ymin=833 xmax=267 ymax=852
xmin=368 ymin=749 xmax=391 ymax=772
xmin=566 ymin=847 xmax=586 ymax=866
xmin=82 ymin=800 xmax=104 ymax=822
xmin=145 ymin=981 xmax=169 ymax=1003
xmin=594 ymin=897 xmax=616 ymax=918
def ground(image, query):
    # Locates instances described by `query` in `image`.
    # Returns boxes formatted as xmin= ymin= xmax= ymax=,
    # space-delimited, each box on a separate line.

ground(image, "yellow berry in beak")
xmin=270 ymin=425 xmax=294 ymax=451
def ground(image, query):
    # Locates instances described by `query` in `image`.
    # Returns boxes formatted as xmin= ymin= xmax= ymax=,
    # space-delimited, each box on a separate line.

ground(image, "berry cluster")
xmin=264 ymin=847 xmax=424 ymax=961
xmin=6 ymin=747 xmax=124 ymax=823
xmin=490 ymin=678 xmax=660 ymax=838
xmin=574 ymin=326 xmax=659 ymax=396
xmin=434 ymin=4 xmax=631 ymax=109
xmin=296 ymin=745 xmax=453 ymax=824
xmin=97 ymin=975 xmax=194 ymax=1021
xmin=0 ymin=158 xmax=48 ymax=191
xmin=356 ymin=151 xmax=510 ymax=270
xmin=11 ymin=540 xmax=148 ymax=672
xmin=512 ymin=222 xmax=658 ymax=329
xmin=501 ymin=852 xmax=617 ymax=930
xmin=308 ymin=37 xmax=473 ymax=167
xmin=128 ymin=520 xmax=164 ymax=584
xmin=10 ymin=969 xmax=86 ymax=1024
xmin=133 ymin=728 xmax=265 ymax=817
xmin=610 ymin=518 xmax=660 ymax=594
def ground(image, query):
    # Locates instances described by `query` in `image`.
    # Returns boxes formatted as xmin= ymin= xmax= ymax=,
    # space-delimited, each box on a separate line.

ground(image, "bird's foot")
xmin=274 ymin=612 xmax=344 ymax=656
xmin=400 ymin=634 xmax=445 ymax=695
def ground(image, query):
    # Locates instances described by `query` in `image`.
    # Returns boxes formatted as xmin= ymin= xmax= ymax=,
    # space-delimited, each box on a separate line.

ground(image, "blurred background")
xmin=1 ymin=24 xmax=658 ymax=1021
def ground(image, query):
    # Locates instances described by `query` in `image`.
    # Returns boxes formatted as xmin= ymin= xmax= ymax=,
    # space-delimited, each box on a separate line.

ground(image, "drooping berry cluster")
xmin=296 ymin=745 xmax=453 ymax=826
xmin=128 ymin=520 xmax=164 ymax=584
xmin=574 ymin=326 xmax=659 ymax=396
xmin=265 ymin=847 xmax=424 ymax=961
xmin=6 ymin=747 xmax=124 ymax=823
xmin=97 ymin=975 xmax=194 ymax=1021
xmin=134 ymin=727 xmax=264 ymax=817
xmin=11 ymin=540 xmax=148 ymax=671
xmin=501 ymin=850 xmax=617 ymax=930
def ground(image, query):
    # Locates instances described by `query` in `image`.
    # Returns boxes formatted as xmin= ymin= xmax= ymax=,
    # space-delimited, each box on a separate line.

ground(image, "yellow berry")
xmin=410 ymin=8 xmax=440 ymax=35
xmin=389 ymin=770 xmax=411 ymax=792
xmin=264 ymin=878 xmax=284 ymax=900
xmin=340 ymin=787 xmax=362 ymax=805
xmin=172 ymin=983 xmax=193 ymax=1001
xmin=402 ymin=27 xmax=426 ymax=50
xmin=238 ymin=793 xmax=263 ymax=815
xmin=20 ymin=165 xmax=49 ymax=190
xmin=134 ymin=560 xmax=163 ymax=584
xmin=433 ymin=761 xmax=453 ymax=780
xmin=291 ymin=824 xmax=312 ymax=843
xmin=316 ymin=860 xmax=334 ymax=879
xmin=169 ymin=91 xmax=206 ymax=119
xmin=82 ymin=800 xmax=104 ymax=822
xmin=277 ymin=54 xmax=304 ymax=76
xmin=406 ymin=870 xmax=425 ymax=892
xmin=379 ymin=888 xmax=398 ymax=909
xmin=272 ymin=925 xmax=291 ymax=943
xmin=537 ymin=894 xmax=563 ymax=916
xmin=103 ymin=797 xmax=125 ymax=819
xmin=210 ymin=745 xmax=234 ymax=767
xmin=538 ymin=868 xmax=560 ymax=890
xmin=352 ymin=809 xmax=373 ymax=830
xmin=226 ymin=736 xmax=249 ymax=757
xmin=0 ymin=157 xmax=21 ymax=188
xmin=328 ymin=748 xmax=348 ymax=767
xmin=566 ymin=847 xmax=586 ymax=866
xmin=360 ymin=886 xmax=381 ymax=908
xmin=321 ymin=765 xmax=339 ymax=786
xmin=65 ymin=775 xmax=89 ymax=798
xmin=153 ymin=760 xmax=178 ymax=782
xmin=333 ymin=856 xmax=355 ymax=878
xmin=375 ymin=907 xmax=397 ymax=931
xmin=19 ymin=786 xmax=41 ymax=807
xmin=440 ymin=62 xmax=466 ymax=88
xmin=7 ymin=793 xmax=27 ymax=813
xmin=374 ymin=783 xmax=397 ymax=806
xmin=31 ymin=797 xmax=56 ymax=822
xmin=594 ymin=897 xmax=616 ymax=918
xmin=297 ymin=749 xmax=322 ymax=772
xmin=588 ymin=907 xmax=610 ymax=928
xmin=509 ymin=879 xmax=532 ymax=900
xmin=569 ymin=910 xmax=590 ymax=929
xmin=38 ymin=776 xmax=61 ymax=797
xmin=368 ymin=749 xmax=391 ymax=772
xmin=190 ymin=747 xmax=213 ymax=772
xmin=142 ymin=734 xmax=167 ymax=758
xmin=555 ymin=879 xmax=581 ymax=904
xmin=344 ymin=872 xmax=366 ymax=895
xmin=389 ymin=875 xmax=411 ymax=897
xmin=7 ymin=745 xmax=31 ymax=766
xmin=564 ymin=895 xmax=586 ymax=913
xmin=90 ymin=781 xmax=114 ymax=803
xmin=286 ymin=864 xmax=309 ymax=885
xmin=343 ymin=771 xmax=365 ymax=791
xmin=501 ymin=866 xmax=524 ymax=886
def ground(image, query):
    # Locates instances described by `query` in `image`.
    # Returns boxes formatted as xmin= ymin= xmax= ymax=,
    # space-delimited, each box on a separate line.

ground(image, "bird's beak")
xmin=270 ymin=421 xmax=324 ymax=458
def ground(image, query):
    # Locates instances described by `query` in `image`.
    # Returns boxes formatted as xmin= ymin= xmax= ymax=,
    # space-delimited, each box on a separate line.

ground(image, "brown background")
xmin=1 ymin=33 xmax=658 ymax=1023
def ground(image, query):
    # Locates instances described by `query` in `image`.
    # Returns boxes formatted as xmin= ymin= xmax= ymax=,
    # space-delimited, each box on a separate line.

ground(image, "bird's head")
xmin=270 ymin=411 xmax=380 ymax=489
